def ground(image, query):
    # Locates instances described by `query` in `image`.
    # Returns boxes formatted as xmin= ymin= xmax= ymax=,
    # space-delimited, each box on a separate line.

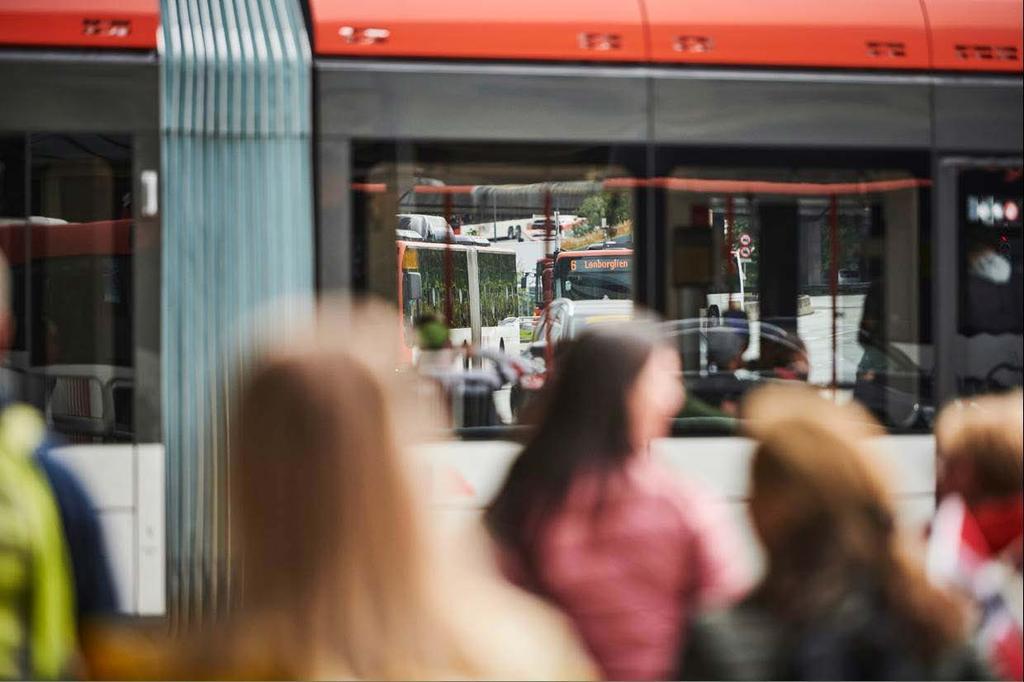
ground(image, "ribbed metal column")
xmin=159 ymin=0 xmax=313 ymax=624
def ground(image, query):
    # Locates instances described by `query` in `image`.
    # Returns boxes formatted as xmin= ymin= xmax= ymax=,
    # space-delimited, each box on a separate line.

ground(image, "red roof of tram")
xmin=0 ymin=0 xmax=158 ymax=50
xmin=924 ymin=0 xmax=1023 ymax=72
xmin=1 ymin=0 xmax=1019 ymax=74
xmin=310 ymin=0 xmax=647 ymax=63
xmin=309 ymin=0 xmax=1022 ymax=73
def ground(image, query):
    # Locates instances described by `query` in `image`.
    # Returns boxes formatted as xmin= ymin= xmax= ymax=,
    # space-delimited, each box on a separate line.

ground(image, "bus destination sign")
xmin=569 ymin=256 xmax=631 ymax=272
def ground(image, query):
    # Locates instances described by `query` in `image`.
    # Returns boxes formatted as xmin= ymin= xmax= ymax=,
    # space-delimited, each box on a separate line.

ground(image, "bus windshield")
xmin=554 ymin=253 xmax=632 ymax=301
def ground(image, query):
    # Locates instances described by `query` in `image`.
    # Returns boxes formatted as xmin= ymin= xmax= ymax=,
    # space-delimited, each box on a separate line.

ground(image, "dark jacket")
xmin=678 ymin=590 xmax=990 ymax=681
xmin=0 ymin=394 xmax=118 ymax=622
xmin=36 ymin=447 xmax=119 ymax=620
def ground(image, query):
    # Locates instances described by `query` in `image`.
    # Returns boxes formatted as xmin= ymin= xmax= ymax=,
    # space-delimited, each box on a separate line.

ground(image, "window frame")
xmin=0 ymin=50 xmax=161 ymax=443
xmin=314 ymin=59 xmax=1022 ymax=436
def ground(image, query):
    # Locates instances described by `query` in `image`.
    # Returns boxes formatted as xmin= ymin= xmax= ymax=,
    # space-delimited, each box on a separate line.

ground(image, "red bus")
xmin=534 ymin=249 xmax=633 ymax=310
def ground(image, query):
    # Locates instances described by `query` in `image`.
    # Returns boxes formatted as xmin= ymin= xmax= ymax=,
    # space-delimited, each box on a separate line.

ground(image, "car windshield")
xmin=560 ymin=271 xmax=631 ymax=300
xmin=661 ymin=319 xmax=931 ymax=435
xmin=554 ymin=255 xmax=632 ymax=301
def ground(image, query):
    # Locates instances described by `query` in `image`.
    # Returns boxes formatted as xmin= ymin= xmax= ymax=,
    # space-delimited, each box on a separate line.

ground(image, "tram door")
xmin=935 ymin=159 xmax=1024 ymax=402
xmin=0 ymin=54 xmax=163 ymax=614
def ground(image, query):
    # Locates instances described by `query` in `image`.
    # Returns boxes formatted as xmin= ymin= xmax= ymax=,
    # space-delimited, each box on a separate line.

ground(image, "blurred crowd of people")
xmin=0 ymin=253 xmax=119 ymax=680
xmin=2 ymin=270 xmax=1022 ymax=679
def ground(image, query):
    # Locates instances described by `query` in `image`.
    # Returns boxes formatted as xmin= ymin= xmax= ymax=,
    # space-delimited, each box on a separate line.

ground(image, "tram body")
xmin=2 ymin=0 xmax=1022 ymax=613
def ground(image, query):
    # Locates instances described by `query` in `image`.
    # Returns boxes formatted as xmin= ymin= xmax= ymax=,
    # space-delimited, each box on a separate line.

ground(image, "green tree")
xmin=577 ymin=192 xmax=632 ymax=232
xmin=576 ymin=195 xmax=603 ymax=235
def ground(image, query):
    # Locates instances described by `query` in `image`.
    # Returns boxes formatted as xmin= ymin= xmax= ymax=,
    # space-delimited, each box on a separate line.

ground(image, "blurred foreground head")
xmin=523 ymin=320 xmax=683 ymax=459
xmin=95 ymin=297 xmax=596 ymax=679
xmin=743 ymin=385 xmax=966 ymax=659
xmin=228 ymin=297 xmax=470 ymax=678
xmin=230 ymin=297 xmax=597 ymax=680
xmin=487 ymin=322 xmax=683 ymax=555
xmin=935 ymin=390 xmax=1023 ymax=505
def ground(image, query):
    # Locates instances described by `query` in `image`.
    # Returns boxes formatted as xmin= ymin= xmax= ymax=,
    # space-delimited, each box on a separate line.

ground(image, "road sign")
xmin=739 ymin=233 xmax=752 ymax=246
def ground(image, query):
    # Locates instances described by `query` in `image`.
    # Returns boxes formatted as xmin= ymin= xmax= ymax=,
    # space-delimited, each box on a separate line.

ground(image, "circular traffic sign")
xmin=1006 ymin=201 xmax=1020 ymax=222
xmin=739 ymin=233 xmax=752 ymax=246
xmin=739 ymin=246 xmax=751 ymax=258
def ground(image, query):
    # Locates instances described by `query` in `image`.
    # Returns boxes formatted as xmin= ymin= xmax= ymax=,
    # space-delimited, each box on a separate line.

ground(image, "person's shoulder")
xmin=34 ymin=438 xmax=98 ymax=518
xmin=682 ymin=601 xmax=784 ymax=681
xmin=627 ymin=457 xmax=729 ymax=523
xmin=34 ymin=442 xmax=74 ymax=484
xmin=468 ymin=578 xmax=600 ymax=681
xmin=432 ymin=515 xmax=597 ymax=679
xmin=628 ymin=457 xmax=709 ymax=497
xmin=931 ymin=641 xmax=996 ymax=682
xmin=693 ymin=599 xmax=779 ymax=643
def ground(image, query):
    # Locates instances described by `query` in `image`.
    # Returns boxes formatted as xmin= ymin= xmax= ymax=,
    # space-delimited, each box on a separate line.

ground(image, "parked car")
xmin=395 ymin=228 xmax=424 ymax=241
xmin=498 ymin=224 xmax=523 ymax=241
xmin=838 ymin=268 xmax=861 ymax=285
xmin=397 ymin=213 xmax=490 ymax=246
xmin=526 ymin=298 xmax=634 ymax=357
xmin=510 ymin=298 xmax=634 ymax=417
xmin=511 ymin=307 xmax=936 ymax=432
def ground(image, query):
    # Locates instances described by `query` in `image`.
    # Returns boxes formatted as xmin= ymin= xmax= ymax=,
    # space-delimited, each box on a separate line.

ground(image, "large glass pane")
xmin=0 ymin=135 xmax=28 ymax=399
xmin=955 ymin=166 xmax=1023 ymax=395
xmin=29 ymin=133 xmax=134 ymax=442
xmin=350 ymin=143 xmax=640 ymax=430
xmin=660 ymin=164 xmax=931 ymax=433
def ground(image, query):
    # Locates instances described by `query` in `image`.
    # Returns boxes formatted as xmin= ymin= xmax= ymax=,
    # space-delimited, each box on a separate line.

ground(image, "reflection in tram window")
xmin=0 ymin=136 xmax=29 ymax=402
xmin=25 ymin=133 xmax=135 ymax=442
xmin=555 ymin=251 xmax=632 ymax=301
xmin=349 ymin=143 xmax=639 ymax=430
xmin=956 ymin=167 xmax=1023 ymax=396
xmin=662 ymin=167 xmax=931 ymax=432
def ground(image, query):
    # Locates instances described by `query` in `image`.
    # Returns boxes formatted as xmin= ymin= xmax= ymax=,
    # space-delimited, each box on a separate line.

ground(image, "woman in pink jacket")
xmin=486 ymin=325 xmax=749 ymax=680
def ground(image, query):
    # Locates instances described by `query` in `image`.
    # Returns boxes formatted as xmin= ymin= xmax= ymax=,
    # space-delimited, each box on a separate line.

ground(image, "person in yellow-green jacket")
xmin=0 ymin=402 xmax=77 ymax=679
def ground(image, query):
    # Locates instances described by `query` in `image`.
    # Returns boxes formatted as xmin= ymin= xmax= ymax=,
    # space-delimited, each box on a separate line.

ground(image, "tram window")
xmin=955 ymin=167 xmax=1023 ymax=396
xmin=26 ymin=133 xmax=135 ymax=442
xmin=347 ymin=142 xmax=640 ymax=430
xmin=0 ymin=136 xmax=29 ymax=399
xmin=662 ymin=164 xmax=931 ymax=433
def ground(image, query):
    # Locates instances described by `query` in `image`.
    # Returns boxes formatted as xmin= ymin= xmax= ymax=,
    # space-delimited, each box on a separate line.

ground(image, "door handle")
xmin=140 ymin=170 xmax=158 ymax=217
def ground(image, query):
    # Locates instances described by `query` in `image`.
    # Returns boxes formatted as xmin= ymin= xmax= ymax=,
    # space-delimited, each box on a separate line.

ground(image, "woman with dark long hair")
xmin=486 ymin=324 xmax=749 ymax=681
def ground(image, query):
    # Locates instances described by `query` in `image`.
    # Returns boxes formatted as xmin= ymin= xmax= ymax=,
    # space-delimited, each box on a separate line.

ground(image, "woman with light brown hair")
xmin=930 ymin=390 xmax=1022 ymax=681
xmin=95 ymin=300 xmax=595 ymax=680
xmin=678 ymin=386 xmax=985 ymax=680
xmin=934 ymin=390 xmax=1023 ymax=510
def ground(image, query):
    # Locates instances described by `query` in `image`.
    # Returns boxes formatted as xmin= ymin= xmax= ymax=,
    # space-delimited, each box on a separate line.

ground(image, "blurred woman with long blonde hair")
xmin=679 ymin=386 xmax=985 ymax=680
xmin=97 ymin=300 xmax=594 ymax=680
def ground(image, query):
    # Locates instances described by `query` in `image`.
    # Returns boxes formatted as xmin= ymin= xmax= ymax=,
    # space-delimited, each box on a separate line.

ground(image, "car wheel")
xmin=707 ymin=305 xmax=721 ymax=327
